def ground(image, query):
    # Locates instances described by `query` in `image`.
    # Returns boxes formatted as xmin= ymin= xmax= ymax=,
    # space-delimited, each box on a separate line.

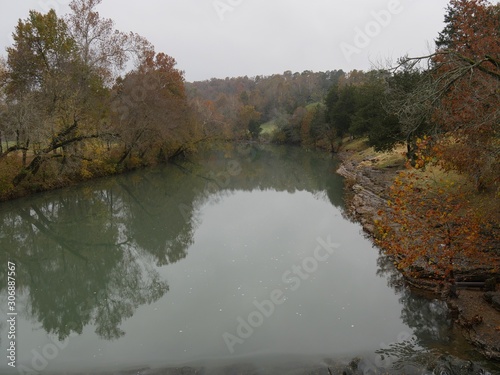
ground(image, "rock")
xmin=336 ymin=152 xmax=500 ymax=365
xmin=484 ymin=292 xmax=500 ymax=311
xmin=431 ymin=355 xmax=491 ymax=375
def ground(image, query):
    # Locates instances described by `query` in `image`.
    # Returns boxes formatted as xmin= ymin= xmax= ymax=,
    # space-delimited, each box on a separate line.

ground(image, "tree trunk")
xmin=117 ymin=146 xmax=132 ymax=166
xmin=406 ymin=137 xmax=417 ymax=167
xmin=22 ymin=140 xmax=29 ymax=167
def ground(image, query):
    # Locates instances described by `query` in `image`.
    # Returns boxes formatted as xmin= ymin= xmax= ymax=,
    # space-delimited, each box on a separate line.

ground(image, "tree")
xmin=376 ymin=0 xmax=500 ymax=287
xmin=6 ymin=9 xmax=76 ymax=96
xmin=66 ymin=0 xmax=152 ymax=85
xmin=349 ymin=71 xmax=389 ymax=139
xmin=111 ymin=51 xmax=196 ymax=166
xmin=377 ymin=66 xmax=435 ymax=158
xmin=324 ymin=70 xmax=408 ymax=151
xmin=3 ymin=8 xmax=77 ymax=175
xmin=325 ymin=84 xmax=357 ymax=138
xmin=307 ymin=104 xmax=329 ymax=147
xmin=186 ymin=70 xmax=343 ymax=144
xmin=238 ymin=105 xmax=261 ymax=140
xmin=190 ymin=99 xmax=232 ymax=140
xmin=432 ymin=0 xmax=499 ymax=191
xmin=0 ymin=1 xmax=168 ymax=196
xmin=0 ymin=58 xmax=9 ymax=154
xmin=0 ymin=1 xmax=210 ymax=200
xmin=3 ymin=9 xmax=86 ymax=184
xmin=389 ymin=0 xmax=499 ymax=189
xmin=376 ymin=169 xmax=498 ymax=282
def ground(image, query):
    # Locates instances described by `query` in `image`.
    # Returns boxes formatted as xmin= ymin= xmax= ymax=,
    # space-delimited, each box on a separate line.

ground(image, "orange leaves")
xmin=408 ymin=136 xmax=435 ymax=171
xmin=430 ymin=0 xmax=500 ymax=191
xmin=376 ymin=169 xmax=498 ymax=280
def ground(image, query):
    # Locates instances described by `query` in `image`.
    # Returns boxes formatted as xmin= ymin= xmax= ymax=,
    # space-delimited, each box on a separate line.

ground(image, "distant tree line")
xmin=187 ymin=0 xmax=498 ymax=194
xmin=186 ymin=70 xmax=345 ymax=142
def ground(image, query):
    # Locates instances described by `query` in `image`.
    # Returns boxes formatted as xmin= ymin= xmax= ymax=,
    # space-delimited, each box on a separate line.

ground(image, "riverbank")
xmin=0 ymin=143 xmax=196 ymax=202
xmin=335 ymin=139 xmax=500 ymax=361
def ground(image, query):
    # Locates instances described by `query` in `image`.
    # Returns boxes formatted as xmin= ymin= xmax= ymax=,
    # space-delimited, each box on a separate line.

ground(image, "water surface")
xmin=0 ymin=144 xmax=494 ymax=374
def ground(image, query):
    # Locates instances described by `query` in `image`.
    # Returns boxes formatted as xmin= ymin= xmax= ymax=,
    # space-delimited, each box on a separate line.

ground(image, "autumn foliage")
xmin=0 ymin=0 xmax=201 ymax=199
xmin=432 ymin=0 xmax=500 ymax=191
xmin=376 ymin=167 xmax=498 ymax=280
xmin=376 ymin=0 xmax=500 ymax=283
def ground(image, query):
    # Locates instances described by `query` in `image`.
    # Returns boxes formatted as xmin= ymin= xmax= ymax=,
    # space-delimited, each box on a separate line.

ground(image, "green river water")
xmin=0 ymin=144 xmax=497 ymax=374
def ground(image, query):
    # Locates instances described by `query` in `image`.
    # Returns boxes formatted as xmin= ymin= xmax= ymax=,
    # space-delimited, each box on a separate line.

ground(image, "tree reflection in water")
xmin=373 ymin=252 xmax=498 ymax=373
xmin=0 ymin=144 xmax=343 ymax=342
xmin=0 ymin=190 xmax=171 ymax=340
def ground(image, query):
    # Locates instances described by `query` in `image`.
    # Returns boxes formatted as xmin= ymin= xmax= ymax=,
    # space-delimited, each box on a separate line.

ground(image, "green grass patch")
xmin=260 ymin=121 xmax=278 ymax=136
xmin=340 ymin=137 xmax=370 ymax=153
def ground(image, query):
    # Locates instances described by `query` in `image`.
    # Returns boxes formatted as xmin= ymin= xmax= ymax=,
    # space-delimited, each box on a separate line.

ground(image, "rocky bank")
xmin=335 ymin=150 xmax=500 ymax=362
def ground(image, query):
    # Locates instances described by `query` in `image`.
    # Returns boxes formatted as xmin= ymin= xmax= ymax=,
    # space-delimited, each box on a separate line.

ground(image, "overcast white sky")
xmin=0 ymin=0 xmax=450 ymax=82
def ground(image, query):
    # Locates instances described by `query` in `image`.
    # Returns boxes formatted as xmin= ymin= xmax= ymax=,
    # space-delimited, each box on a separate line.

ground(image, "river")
xmin=0 ymin=144 xmax=497 ymax=374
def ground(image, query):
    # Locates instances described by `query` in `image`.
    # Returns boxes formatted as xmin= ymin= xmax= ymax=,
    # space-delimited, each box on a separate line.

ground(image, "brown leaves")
xmin=430 ymin=0 xmax=500 ymax=191
xmin=109 ymin=50 xmax=196 ymax=166
xmin=376 ymin=168 xmax=499 ymax=280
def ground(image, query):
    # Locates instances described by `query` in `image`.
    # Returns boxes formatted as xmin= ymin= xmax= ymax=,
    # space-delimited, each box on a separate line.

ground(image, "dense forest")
xmin=186 ymin=70 xmax=344 ymax=144
xmin=0 ymin=0 xmax=499 ymax=280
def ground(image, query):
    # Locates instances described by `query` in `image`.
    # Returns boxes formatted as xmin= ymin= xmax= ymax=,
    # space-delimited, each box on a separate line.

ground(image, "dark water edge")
xmin=39 ymin=355 xmax=499 ymax=375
